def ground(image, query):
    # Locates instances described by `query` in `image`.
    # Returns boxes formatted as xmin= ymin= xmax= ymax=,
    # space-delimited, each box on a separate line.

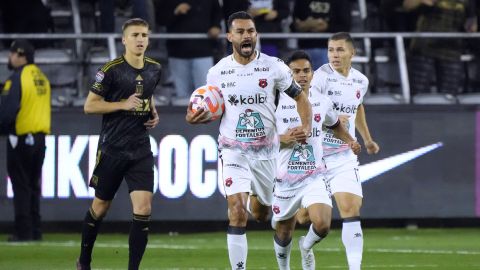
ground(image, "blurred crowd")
xmin=0 ymin=0 xmax=479 ymax=103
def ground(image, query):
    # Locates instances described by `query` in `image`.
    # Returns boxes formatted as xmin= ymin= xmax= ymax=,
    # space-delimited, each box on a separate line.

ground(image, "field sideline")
xmin=1 ymin=228 xmax=479 ymax=269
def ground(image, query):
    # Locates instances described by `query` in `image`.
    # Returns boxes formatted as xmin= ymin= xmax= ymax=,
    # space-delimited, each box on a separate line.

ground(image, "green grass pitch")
xmin=0 ymin=228 xmax=479 ymax=269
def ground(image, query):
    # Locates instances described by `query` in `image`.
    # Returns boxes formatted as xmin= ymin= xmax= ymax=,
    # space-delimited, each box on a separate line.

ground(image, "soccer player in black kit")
xmin=76 ymin=18 xmax=161 ymax=270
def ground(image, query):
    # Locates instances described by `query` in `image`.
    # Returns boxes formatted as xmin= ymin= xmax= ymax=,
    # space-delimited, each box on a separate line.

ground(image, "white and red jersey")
xmin=312 ymin=63 xmax=368 ymax=158
xmin=207 ymin=51 xmax=294 ymax=160
xmin=275 ymin=90 xmax=338 ymax=190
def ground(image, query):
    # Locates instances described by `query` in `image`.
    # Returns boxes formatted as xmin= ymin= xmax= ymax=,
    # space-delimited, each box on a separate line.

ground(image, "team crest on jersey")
xmin=258 ymin=79 xmax=268 ymax=88
xmin=314 ymin=113 xmax=321 ymax=122
xmin=95 ymin=71 xmax=105 ymax=83
xmin=235 ymin=109 xmax=266 ymax=142
xmin=287 ymin=144 xmax=316 ymax=174
xmin=356 ymin=90 xmax=361 ymax=99
xmin=272 ymin=205 xmax=280 ymax=214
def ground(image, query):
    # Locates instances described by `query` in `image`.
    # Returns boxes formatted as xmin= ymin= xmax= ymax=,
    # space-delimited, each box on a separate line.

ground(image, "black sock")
xmin=128 ymin=214 xmax=151 ymax=270
xmin=79 ymin=208 xmax=102 ymax=266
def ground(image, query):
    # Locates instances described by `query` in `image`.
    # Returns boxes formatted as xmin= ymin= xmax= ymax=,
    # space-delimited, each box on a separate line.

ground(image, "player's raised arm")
xmin=355 ymin=104 xmax=379 ymax=154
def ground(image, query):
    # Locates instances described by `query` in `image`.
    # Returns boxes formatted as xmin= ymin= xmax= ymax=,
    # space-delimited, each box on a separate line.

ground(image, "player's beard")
xmin=235 ymin=40 xmax=256 ymax=59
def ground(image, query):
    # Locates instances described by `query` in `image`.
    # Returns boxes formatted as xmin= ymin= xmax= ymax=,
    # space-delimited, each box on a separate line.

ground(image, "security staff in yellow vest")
xmin=0 ymin=39 xmax=51 ymax=242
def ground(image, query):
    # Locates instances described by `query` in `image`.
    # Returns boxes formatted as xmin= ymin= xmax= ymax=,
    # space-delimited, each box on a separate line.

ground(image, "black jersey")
xmin=91 ymin=55 xmax=162 ymax=160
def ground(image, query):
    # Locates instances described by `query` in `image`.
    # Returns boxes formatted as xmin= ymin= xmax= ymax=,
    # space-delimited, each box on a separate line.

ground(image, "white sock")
xmin=342 ymin=219 xmax=363 ymax=270
xmin=273 ymin=235 xmax=292 ymax=270
xmin=227 ymin=229 xmax=247 ymax=270
xmin=302 ymin=224 xmax=324 ymax=250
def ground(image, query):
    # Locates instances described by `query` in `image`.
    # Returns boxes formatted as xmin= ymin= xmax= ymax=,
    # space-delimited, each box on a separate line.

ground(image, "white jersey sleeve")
xmin=322 ymin=96 xmax=338 ymax=128
xmin=274 ymin=59 xmax=295 ymax=93
xmin=311 ymin=68 xmax=328 ymax=95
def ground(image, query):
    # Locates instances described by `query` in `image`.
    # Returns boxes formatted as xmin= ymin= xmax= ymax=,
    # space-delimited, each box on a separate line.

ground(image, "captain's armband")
xmin=284 ymin=80 xmax=302 ymax=99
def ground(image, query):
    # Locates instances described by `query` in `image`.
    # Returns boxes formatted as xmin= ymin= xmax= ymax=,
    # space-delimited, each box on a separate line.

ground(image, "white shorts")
xmin=325 ymin=159 xmax=363 ymax=197
xmin=220 ymin=150 xmax=275 ymax=206
xmin=272 ymin=176 xmax=332 ymax=222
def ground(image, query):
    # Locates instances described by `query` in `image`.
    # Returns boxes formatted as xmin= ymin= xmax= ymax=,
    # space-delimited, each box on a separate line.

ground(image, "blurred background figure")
xmin=0 ymin=39 xmax=51 ymax=242
xmin=404 ymin=0 xmax=477 ymax=95
xmin=159 ymin=0 xmax=222 ymax=105
xmin=292 ymin=0 xmax=351 ymax=70
xmin=0 ymin=0 xmax=53 ymax=48
xmin=247 ymin=0 xmax=290 ymax=57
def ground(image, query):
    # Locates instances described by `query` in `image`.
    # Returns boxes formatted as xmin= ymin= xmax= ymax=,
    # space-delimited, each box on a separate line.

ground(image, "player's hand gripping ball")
xmin=189 ymin=85 xmax=225 ymax=121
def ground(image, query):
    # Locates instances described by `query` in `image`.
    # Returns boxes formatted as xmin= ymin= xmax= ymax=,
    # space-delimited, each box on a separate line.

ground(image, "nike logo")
xmin=359 ymin=142 xmax=443 ymax=183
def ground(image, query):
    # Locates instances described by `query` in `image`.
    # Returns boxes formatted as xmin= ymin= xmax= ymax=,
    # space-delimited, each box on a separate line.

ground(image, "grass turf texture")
xmin=0 ymin=228 xmax=479 ymax=269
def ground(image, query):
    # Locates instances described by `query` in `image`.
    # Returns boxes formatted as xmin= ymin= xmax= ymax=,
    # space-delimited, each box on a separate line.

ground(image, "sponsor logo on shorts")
xmin=274 ymin=194 xmax=295 ymax=200
xmin=224 ymin=163 xmax=247 ymax=170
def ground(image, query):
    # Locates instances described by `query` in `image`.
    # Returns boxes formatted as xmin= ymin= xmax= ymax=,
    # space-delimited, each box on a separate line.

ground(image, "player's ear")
xmin=122 ymin=36 xmax=126 ymax=46
xmin=227 ymin=32 xmax=233 ymax=43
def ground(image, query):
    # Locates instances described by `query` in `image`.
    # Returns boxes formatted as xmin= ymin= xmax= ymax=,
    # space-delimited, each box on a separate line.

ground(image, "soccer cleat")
xmin=76 ymin=258 xmax=91 ymax=270
xmin=298 ymin=236 xmax=315 ymax=270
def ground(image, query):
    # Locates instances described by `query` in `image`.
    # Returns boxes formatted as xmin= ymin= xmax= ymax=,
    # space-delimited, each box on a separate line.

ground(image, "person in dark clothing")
xmin=76 ymin=18 xmax=161 ymax=270
xmin=160 ymin=0 xmax=222 ymax=104
xmin=0 ymin=39 xmax=51 ymax=242
xmin=248 ymin=0 xmax=290 ymax=57
xmin=292 ymin=0 xmax=351 ymax=69
xmin=404 ymin=0 xmax=477 ymax=95
xmin=0 ymin=0 xmax=53 ymax=47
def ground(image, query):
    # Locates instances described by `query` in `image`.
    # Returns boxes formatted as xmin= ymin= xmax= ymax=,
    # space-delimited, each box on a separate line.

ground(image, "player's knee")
xmin=91 ymin=199 xmax=111 ymax=218
xmin=311 ymin=219 xmax=330 ymax=237
xmin=133 ymin=204 xmax=151 ymax=216
xmin=339 ymin=204 xmax=361 ymax=218
xmin=275 ymin=226 xmax=293 ymax=242
xmin=275 ymin=229 xmax=292 ymax=244
xmin=229 ymin=204 xmax=249 ymax=224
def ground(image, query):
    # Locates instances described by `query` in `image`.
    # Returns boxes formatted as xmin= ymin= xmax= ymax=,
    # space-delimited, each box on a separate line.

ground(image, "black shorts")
xmin=89 ymin=151 xmax=154 ymax=200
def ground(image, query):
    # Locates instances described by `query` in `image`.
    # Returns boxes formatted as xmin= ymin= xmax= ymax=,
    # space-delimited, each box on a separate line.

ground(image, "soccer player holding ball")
xmin=186 ymin=11 xmax=312 ymax=270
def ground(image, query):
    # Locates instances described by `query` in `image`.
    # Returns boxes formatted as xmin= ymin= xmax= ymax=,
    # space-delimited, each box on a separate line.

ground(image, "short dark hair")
xmin=227 ymin=11 xmax=255 ymax=31
xmin=286 ymin=50 xmax=313 ymax=67
xmin=329 ymin=32 xmax=354 ymax=48
xmin=122 ymin=18 xmax=149 ymax=33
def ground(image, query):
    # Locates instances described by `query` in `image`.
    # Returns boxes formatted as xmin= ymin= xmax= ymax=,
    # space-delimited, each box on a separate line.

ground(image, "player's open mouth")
xmin=240 ymin=42 xmax=252 ymax=52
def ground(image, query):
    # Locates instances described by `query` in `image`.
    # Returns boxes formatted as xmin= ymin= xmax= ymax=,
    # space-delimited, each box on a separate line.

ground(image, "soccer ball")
xmin=189 ymin=85 xmax=225 ymax=121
